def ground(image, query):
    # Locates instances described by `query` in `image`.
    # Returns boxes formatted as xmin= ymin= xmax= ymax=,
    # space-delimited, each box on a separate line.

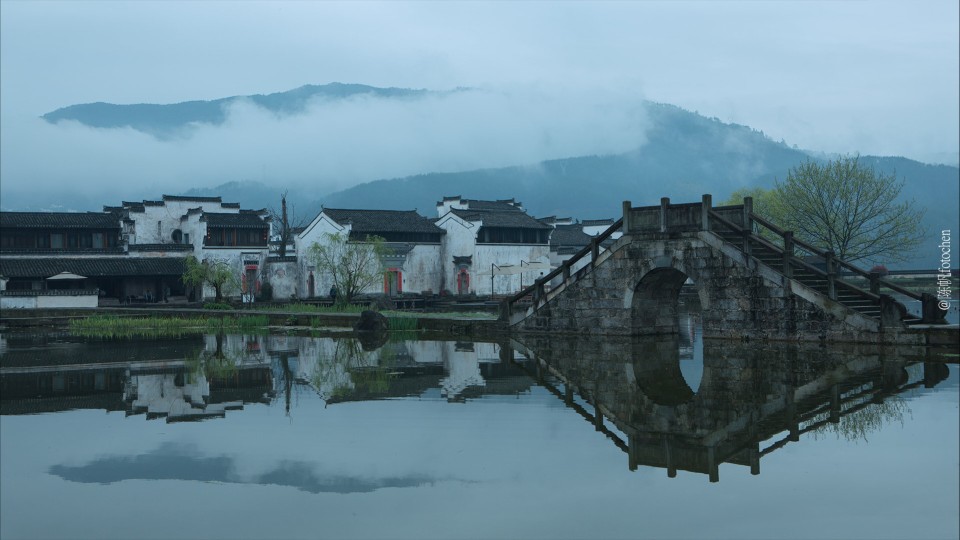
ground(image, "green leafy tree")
xmin=727 ymin=157 xmax=926 ymax=263
xmin=308 ymin=232 xmax=391 ymax=306
xmin=724 ymin=186 xmax=784 ymax=224
xmin=774 ymin=157 xmax=925 ymax=263
xmin=182 ymin=255 xmax=240 ymax=303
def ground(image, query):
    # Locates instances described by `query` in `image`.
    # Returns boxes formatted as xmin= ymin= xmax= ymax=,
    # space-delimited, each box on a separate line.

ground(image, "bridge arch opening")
xmin=631 ymin=267 xmax=704 ymax=395
xmin=631 ymin=267 xmax=698 ymax=336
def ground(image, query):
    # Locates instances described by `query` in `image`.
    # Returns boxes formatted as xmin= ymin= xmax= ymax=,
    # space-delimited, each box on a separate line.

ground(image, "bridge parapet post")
xmin=660 ymin=197 xmax=670 ymax=233
xmin=783 ymin=232 xmax=794 ymax=278
xmin=742 ymin=196 xmax=754 ymax=255
xmin=590 ymin=237 xmax=600 ymax=267
xmin=869 ymin=271 xmax=881 ymax=295
xmin=700 ymin=194 xmax=712 ymax=231
xmin=562 ymin=260 xmax=571 ymax=281
xmin=622 ymin=201 xmax=632 ymax=233
xmin=825 ymin=251 xmax=837 ymax=300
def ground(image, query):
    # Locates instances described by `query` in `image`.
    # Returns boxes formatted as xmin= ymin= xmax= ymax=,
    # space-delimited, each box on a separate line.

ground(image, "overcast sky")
xmin=1 ymin=1 xmax=957 ymax=207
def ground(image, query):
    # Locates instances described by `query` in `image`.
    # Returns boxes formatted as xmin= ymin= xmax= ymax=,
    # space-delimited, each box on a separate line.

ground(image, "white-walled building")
xmin=435 ymin=197 xmax=552 ymax=296
xmin=295 ymin=208 xmax=445 ymax=298
xmin=0 ymin=195 xmax=272 ymax=305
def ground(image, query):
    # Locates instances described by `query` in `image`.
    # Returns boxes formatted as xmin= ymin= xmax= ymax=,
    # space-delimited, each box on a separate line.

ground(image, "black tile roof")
xmin=127 ymin=244 xmax=194 ymax=252
xmin=451 ymin=209 xmax=551 ymax=230
xmin=462 ymin=199 xmax=523 ymax=212
xmin=581 ymin=219 xmax=615 ymax=226
xmin=323 ymin=209 xmax=444 ymax=234
xmin=438 ymin=197 xmax=523 ymax=212
xmin=201 ymin=213 xmax=270 ymax=229
xmin=0 ymin=248 xmax=125 ymax=255
xmin=163 ymin=195 xmax=222 ymax=203
xmin=550 ymin=224 xmax=594 ymax=248
xmin=0 ymin=212 xmax=120 ymax=230
xmin=0 ymin=257 xmax=187 ymax=278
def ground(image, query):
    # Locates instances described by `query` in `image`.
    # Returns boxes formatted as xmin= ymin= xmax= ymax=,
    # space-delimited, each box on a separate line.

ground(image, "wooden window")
xmin=50 ymin=233 xmax=64 ymax=249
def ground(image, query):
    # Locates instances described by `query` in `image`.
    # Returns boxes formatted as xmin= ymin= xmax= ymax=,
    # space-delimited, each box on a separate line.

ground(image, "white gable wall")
xmin=295 ymin=212 xmax=347 ymax=298
xmin=128 ymin=200 xmax=232 ymax=245
xmin=437 ymin=213 xmax=478 ymax=294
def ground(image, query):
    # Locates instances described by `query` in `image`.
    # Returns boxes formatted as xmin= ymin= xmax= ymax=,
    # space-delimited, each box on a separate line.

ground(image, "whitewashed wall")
xmin=295 ymin=212 xmax=345 ymax=298
xmin=1 ymin=293 xmax=98 ymax=309
xmin=396 ymin=244 xmax=443 ymax=294
xmin=475 ymin=244 xmax=552 ymax=296
xmin=265 ymin=260 xmax=299 ymax=301
xmin=127 ymin=200 xmax=227 ymax=245
xmin=437 ymin=213 xmax=479 ymax=294
xmin=0 ymin=296 xmax=36 ymax=309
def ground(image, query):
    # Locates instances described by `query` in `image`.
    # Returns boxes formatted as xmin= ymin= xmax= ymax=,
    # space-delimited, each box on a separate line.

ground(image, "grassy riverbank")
xmin=69 ymin=314 xmax=272 ymax=338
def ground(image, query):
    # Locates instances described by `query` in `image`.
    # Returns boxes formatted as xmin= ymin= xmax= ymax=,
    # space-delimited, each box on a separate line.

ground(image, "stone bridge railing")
xmin=500 ymin=216 xmax=623 ymax=323
xmin=503 ymin=194 xmax=946 ymax=328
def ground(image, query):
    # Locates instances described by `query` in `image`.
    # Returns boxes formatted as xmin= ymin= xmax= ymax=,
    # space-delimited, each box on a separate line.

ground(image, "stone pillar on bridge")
xmin=700 ymin=194 xmax=712 ymax=232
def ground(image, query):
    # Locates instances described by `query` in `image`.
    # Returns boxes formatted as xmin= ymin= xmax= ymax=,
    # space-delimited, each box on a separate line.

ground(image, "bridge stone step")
xmin=709 ymin=226 xmax=913 ymax=324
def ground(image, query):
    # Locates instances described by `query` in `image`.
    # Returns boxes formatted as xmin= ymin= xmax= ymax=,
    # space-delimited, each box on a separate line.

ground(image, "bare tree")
xmin=270 ymin=191 xmax=307 ymax=257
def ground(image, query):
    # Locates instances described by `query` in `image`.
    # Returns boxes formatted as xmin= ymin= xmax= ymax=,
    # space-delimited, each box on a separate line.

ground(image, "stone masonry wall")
xmin=514 ymin=231 xmax=920 ymax=344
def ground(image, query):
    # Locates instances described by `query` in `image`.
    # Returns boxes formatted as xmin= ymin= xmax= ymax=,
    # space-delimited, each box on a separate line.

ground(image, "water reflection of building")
xmin=0 ymin=334 xmax=272 ymax=421
xmin=513 ymin=333 xmax=952 ymax=482
xmin=1 ymin=333 xmax=535 ymax=419
xmin=259 ymin=336 xmax=534 ymax=405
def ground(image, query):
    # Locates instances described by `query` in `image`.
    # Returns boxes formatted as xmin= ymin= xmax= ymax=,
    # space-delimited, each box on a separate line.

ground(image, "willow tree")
xmin=182 ymin=255 xmax=239 ymax=303
xmin=308 ymin=232 xmax=391 ymax=306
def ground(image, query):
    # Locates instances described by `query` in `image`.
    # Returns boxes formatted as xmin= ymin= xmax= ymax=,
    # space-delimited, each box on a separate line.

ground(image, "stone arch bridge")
xmin=501 ymin=196 xmax=947 ymax=343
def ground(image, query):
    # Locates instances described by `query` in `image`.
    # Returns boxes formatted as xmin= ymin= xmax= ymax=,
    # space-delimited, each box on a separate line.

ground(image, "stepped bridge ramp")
xmin=501 ymin=196 xmax=947 ymax=343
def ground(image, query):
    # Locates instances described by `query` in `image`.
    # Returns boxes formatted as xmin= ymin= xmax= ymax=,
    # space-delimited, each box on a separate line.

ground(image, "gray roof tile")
xmin=323 ymin=209 xmax=444 ymax=234
xmin=1 ymin=212 xmax=120 ymax=230
xmin=0 ymin=257 xmax=187 ymax=278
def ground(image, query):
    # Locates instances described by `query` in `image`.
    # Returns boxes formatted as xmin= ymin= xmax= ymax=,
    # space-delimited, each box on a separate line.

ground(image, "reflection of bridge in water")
xmin=511 ymin=333 xmax=952 ymax=482
xmin=2 ymin=330 xmax=952 ymax=482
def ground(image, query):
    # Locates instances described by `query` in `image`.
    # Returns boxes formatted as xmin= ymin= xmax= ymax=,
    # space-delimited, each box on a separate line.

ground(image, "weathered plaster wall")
xmin=128 ymin=200 xmax=227 ymax=245
xmin=475 ymin=244 xmax=551 ymax=296
xmin=437 ymin=214 xmax=478 ymax=294
xmin=398 ymin=245 xmax=443 ymax=294
xmin=1 ymin=293 xmax=98 ymax=309
xmin=265 ymin=259 xmax=298 ymax=301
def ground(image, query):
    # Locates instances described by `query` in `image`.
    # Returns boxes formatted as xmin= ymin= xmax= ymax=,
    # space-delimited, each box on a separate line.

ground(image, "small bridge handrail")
xmin=711 ymin=208 xmax=901 ymax=306
xmin=706 ymin=209 xmax=741 ymax=234
xmin=505 ymin=217 xmax=623 ymax=307
xmin=749 ymin=212 xmax=921 ymax=301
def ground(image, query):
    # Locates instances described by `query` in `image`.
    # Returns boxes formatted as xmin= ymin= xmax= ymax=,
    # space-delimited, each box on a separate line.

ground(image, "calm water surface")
xmin=1 ymin=317 xmax=957 ymax=540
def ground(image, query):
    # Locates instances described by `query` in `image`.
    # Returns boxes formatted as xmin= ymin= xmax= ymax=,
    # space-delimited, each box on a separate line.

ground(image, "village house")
xmin=0 ymin=195 xmax=271 ymax=307
xmin=1 ymin=192 xmax=580 ymax=307
xmin=294 ymin=208 xmax=445 ymax=298
xmin=435 ymin=197 xmax=552 ymax=296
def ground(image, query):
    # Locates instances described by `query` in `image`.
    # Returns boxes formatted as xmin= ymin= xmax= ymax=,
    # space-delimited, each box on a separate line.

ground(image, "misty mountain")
xmin=319 ymin=103 xmax=957 ymax=220
xmin=31 ymin=84 xmax=959 ymax=267
xmin=41 ymin=83 xmax=444 ymax=139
